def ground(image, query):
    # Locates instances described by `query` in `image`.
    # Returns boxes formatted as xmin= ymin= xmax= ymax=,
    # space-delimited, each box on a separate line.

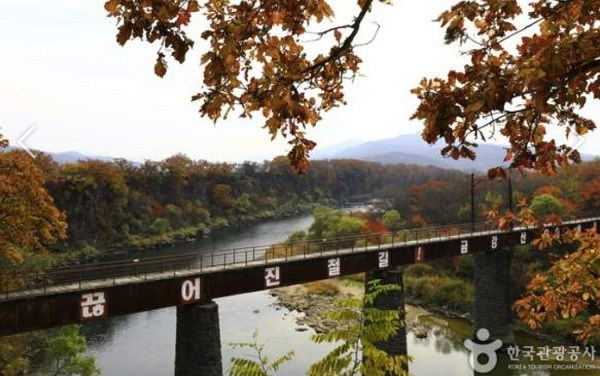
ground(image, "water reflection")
xmin=410 ymin=312 xmax=600 ymax=376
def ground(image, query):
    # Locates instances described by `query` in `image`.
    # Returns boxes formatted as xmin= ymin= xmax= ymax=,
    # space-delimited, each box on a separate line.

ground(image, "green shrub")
xmin=404 ymin=264 xmax=436 ymax=278
xmin=405 ymin=275 xmax=473 ymax=311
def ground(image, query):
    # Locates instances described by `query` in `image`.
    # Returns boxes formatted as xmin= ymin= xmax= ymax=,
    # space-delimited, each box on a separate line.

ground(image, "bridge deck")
xmin=2 ymin=228 xmax=500 ymax=301
xmin=1 ymin=217 xmax=598 ymax=335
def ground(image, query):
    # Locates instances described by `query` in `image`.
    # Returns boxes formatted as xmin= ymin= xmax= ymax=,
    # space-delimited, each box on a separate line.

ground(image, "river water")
xmin=80 ymin=215 xmax=599 ymax=376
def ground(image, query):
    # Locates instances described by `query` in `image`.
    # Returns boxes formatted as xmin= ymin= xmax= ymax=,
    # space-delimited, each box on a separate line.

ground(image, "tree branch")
xmin=301 ymin=0 xmax=375 ymax=74
xmin=566 ymin=59 xmax=600 ymax=80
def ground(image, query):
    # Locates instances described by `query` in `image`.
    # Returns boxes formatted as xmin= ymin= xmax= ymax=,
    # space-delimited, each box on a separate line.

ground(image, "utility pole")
xmin=470 ymin=173 xmax=475 ymax=232
xmin=507 ymin=173 xmax=514 ymax=213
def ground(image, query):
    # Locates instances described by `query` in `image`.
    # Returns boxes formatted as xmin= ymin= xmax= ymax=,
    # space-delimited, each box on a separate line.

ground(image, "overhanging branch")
xmin=301 ymin=0 xmax=375 ymax=74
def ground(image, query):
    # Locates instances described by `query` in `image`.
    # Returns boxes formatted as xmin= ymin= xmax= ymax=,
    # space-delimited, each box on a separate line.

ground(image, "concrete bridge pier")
xmin=175 ymin=301 xmax=222 ymax=376
xmin=366 ymin=269 xmax=408 ymax=373
xmin=473 ymin=248 xmax=515 ymax=345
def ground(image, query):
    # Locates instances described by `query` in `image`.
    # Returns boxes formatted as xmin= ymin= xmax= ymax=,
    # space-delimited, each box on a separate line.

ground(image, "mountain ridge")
xmin=313 ymin=133 xmax=595 ymax=172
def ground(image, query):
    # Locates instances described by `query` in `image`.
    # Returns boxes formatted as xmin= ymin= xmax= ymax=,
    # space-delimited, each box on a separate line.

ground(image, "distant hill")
xmin=4 ymin=146 xmax=115 ymax=164
xmin=316 ymin=134 xmax=511 ymax=172
xmin=315 ymin=133 xmax=596 ymax=171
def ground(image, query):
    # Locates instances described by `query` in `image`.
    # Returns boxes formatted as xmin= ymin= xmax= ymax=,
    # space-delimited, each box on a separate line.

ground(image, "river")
xmin=79 ymin=214 xmax=599 ymax=376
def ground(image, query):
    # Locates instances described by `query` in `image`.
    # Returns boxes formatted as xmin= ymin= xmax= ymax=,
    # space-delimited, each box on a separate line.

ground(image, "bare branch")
xmin=354 ymin=22 xmax=380 ymax=48
xmin=301 ymin=0 xmax=375 ymax=74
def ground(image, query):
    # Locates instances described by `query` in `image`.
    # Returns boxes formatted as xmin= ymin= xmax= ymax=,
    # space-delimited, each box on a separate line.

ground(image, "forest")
xmin=3 ymin=145 xmax=600 ymax=374
xmin=3 ymin=148 xmax=600 ymax=266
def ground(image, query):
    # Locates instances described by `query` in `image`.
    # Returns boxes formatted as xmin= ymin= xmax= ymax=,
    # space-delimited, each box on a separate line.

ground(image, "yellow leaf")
xmin=583 ymin=292 xmax=590 ymax=301
xmin=465 ymin=100 xmax=484 ymax=113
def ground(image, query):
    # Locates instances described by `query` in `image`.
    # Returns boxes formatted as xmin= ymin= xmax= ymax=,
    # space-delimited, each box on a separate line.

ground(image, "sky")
xmin=0 ymin=1 xmax=598 ymax=163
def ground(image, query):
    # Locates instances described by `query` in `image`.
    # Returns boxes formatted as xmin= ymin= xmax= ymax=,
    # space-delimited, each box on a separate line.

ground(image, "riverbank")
xmin=79 ymin=205 xmax=326 ymax=263
xmin=270 ymin=276 xmax=583 ymax=347
xmin=270 ymin=278 xmax=433 ymax=337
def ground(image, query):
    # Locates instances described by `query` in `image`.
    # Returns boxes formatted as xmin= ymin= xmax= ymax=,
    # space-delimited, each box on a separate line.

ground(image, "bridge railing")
xmin=2 ymin=215 xmax=598 ymax=298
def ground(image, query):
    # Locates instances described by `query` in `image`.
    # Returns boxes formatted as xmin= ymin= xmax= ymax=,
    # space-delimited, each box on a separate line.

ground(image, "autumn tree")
xmin=0 ymin=143 xmax=71 ymax=375
xmin=101 ymin=1 xmax=600 ymax=342
xmin=50 ymin=160 xmax=129 ymax=246
xmin=0 ymin=149 xmax=67 ymax=266
xmin=103 ymin=0 xmax=388 ymax=171
xmin=409 ymin=0 xmax=600 ymax=342
xmin=411 ymin=0 xmax=600 ymax=175
xmin=580 ymin=176 xmax=600 ymax=211
xmin=515 ymin=227 xmax=600 ymax=343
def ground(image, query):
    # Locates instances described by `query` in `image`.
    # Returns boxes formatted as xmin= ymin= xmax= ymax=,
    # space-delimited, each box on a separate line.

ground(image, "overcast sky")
xmin=1 ymin=1 xmax=598 ymax=163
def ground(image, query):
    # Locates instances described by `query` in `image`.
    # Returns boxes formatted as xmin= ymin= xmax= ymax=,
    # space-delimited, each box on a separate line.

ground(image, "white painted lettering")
xmin=378 ymin=251 xmax=389 ymax=268
xmin=460 ymin=240 xmax=469 ymax=254
xmin=491 ymin=235 xmax=498 ymax=250
xmin=181 ymin=278 xmax=201 ymax=303
xmin=265 ymin=267 xmax=281 ymax=287
xmin=80 ymin=292 xmax=106 ymax=319
xmin=327 ymin=258 xmax=341 ymax=277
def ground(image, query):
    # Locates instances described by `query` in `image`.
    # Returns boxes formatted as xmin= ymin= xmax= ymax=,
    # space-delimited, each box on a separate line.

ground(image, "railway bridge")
xmin=2 ymin=216 xmax=598 ymax=375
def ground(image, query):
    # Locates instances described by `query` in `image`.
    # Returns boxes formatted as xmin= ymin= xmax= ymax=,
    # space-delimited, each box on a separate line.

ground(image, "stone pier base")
xmin=175 ymin=301 xmax=222 ymax=376
xmin=473 ymin=249 xmax=515 ymax=345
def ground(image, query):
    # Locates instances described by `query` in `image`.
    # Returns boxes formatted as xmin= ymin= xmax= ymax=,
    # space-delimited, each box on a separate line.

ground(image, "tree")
xmin=308 ymin=279 xmax=409 ymax=376
xmin=411 ymin=0 xmax=600 ymax=175
xmin=408 ymin=0 xmax=600 ymax=342
xmin=529 ymin=193 xmax=568 ymax=218
xmin=0 ymin=334 xmax=37 ymax=376
xmin=308 ymin=206 xmax=365 ymax=241
xmin=228 ymin=330 xmax=294 ymax=376
xmin=0 ymin=149 xmax=67 ymax=267
xmin=104 ymin=1 xmax=599 ymax=174
xmin=45 ymin=325 xmax=100 ymax=376
xmin=580 ymin=175 xmax=600 ymax=211
xmin=104 ymin=0 xmax=387 ymax=172
xmin=103 ymin=0 xmax=599 ymax=342
xmin=515 ymin=228 xmax=600 ymax=343
xmin=381 ymin=209 xmax=403 ymax=232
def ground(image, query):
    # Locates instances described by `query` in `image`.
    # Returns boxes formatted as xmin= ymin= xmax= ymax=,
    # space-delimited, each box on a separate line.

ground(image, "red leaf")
xmin=176 ymin=11 xmax=191 ymax=26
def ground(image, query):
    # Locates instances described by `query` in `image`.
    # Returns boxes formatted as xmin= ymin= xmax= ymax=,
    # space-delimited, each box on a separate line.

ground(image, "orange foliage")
xmin=580 ymin=176 xmax=600 ymax=211
xmin=411 ymin=214 xmax=427 ymax=228
xmin=515 ymin=228 xmax=600 ymax=343
xmin=105 ymin=0 xmax=374 ymax=172
xmin=534 ymin=185 xmax=563 ymax=198
xmin=412 ymin=0 xmax=599 ymax=175
xmin=0 ymin=150 xmax=67 ymax=264
xmin=363 ymin=220 xmax=388 ymax=234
